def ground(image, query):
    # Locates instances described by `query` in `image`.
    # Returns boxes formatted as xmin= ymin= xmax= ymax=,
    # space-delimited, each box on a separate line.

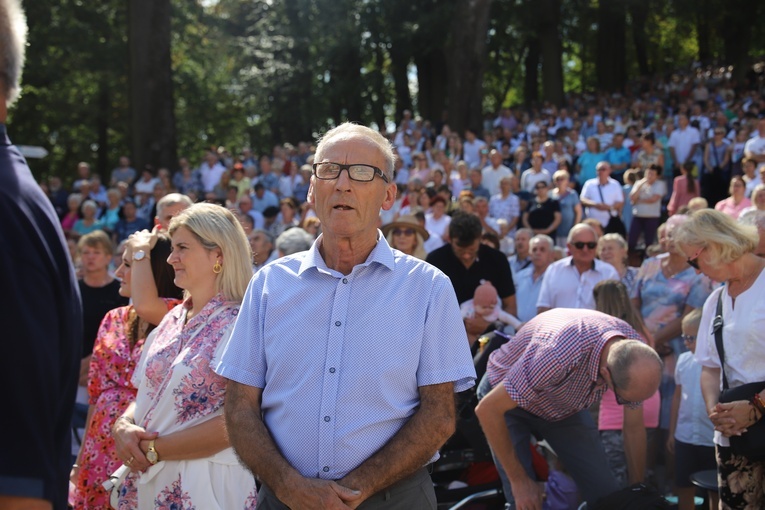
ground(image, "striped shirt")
xmin=214 ymin=233 xmax=476 ymax=479
xmin=486 ymin=308 xmax=639 ymax=421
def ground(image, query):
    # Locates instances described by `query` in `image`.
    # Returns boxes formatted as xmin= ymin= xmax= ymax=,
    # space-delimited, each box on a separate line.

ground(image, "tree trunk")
xmin=415 ymin=50 xmax=448 ymax=124
xmin=389 ymin=40 xmax=413 ymax=125
xmin=629 ymin=0 xmax=650 ymax=76
xmin=695 ymin=0 xmax=712 ymax=64
xmin=720 ymin=0 xmax=754 ymax=82
xmin=128 ymin=0 xmax=177 ymax=172
xmin=523 ymin=36 xmax=540 ymax=104
xmin=595 ymin=0 xmax=627 ymax=92
xmin=538 ymin=0 xmax=564 ymax=106
xmin=446 ymin=0 xmax=492 ymax=135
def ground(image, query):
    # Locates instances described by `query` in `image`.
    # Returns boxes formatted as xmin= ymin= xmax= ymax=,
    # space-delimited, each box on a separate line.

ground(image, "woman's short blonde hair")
xmin=552 ymin=169 xmax=570 ymax=182
xmin=673 ymin=209 xmax=758 ymax=264
xmin=169 ymin=203 xmax=252 ymax=303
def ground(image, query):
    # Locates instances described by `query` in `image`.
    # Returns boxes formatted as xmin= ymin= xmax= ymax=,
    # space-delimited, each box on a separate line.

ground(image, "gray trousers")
xmin=256 ymin=467 xmax=436 ymax=510
xmin=477 ymin=374 xmax=619 ymax=507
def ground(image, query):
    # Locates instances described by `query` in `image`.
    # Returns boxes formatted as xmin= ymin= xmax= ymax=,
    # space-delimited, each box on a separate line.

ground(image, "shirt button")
xmin=323 ymin=466 xmax=330 ymax=472
xmin=335 ymin=321 xmax=341 ymax=327
xmin=329 ymin=367 xmax=336 ymax=373
xmin=324 ymin=416 xmax=331 ymax=422
xmin=342 ymin=278 xmax=348 ymax=284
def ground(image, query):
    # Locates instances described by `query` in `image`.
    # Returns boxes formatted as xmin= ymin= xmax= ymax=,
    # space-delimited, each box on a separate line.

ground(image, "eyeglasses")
xmin=681 ymin=334 xmax=696 ymax=343
xmin=686 ymin=246 xmax=705 ymax=270
xmin=312 ymin=162 xmax=390 ymax=183
xmin=392 ymin=228 xmax=415 ymax=236
xmin=572 ymin=241 xmax=597 ymax=250
xmin=607 ymin=366 xmax=643 ymax=409
xmin=534 ymin=183 xmax=548 ymax=189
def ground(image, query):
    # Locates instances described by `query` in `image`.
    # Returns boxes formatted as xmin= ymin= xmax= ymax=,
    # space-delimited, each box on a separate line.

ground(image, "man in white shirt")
xmin=744 ymin=118 xmax=765 ymax=165
xmin=580 ymin=162 xmax=624 ymax=228
xmin=463 ymin=129 xmax=486 ymax=169
xmin=537 ymin=224 xmax=619 ymax=313
xmin=668 ymin=114 xmax=701 ymax=169
xmin=520 ymin=152 xmax=552 ymax=192
xmin=481 ymin=149 xmax=513 ymax=196
xmin=198 ymin=150 xmax=227 ymax=193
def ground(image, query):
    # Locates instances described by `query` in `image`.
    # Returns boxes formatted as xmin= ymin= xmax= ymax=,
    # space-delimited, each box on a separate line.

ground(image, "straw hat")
xmin=381 ymin=215 xmax=430 ymax=240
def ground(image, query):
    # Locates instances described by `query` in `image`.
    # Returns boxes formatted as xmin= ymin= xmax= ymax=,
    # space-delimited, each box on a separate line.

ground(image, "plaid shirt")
xmin=487 ymin=308 xmax=639 ymax=421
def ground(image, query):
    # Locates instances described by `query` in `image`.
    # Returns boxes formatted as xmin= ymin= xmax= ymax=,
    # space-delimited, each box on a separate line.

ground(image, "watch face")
xmin=134 ymin=250 xmax=146 ymax=261
xmin=147 ymin=450 xmax=158 ymax=464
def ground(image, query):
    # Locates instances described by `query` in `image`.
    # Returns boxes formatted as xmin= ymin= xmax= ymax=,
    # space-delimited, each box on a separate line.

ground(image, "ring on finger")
xmin=126 ymin=456 xmax=134 ymax=465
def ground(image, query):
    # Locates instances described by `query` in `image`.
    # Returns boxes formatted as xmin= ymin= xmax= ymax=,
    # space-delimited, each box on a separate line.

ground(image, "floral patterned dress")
xmin=72 ymin=300 xmax=180 ymax=509
xmin=118 ymin=294 xmax=257 ymax=510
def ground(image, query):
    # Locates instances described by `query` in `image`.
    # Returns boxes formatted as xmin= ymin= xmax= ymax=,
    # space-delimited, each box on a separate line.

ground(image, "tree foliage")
xmin=7 ymin=0 xmax=765 ymax=182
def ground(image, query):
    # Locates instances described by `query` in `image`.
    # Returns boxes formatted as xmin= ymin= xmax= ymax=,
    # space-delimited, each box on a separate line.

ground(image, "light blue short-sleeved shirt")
xmin=214 ymin=233 xmax=476 ymax=479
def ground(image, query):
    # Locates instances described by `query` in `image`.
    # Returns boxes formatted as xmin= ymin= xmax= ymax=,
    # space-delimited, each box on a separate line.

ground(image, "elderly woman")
xmin=673 ymin=209 xmax=765 ymax=508
xmin=70 ymin=234 xmax=182 ymax=508
xmin=382 ymin=215 xmax=429 ymax=260
xmin=597 ymin=233 xmax=638 ymax=293
xmin=631 ymin=214 xmax=715 ymax=471
xmin=112 ymin=204 xmax=257 ymax=508
xmin=741 ymin=183 xmax=765 ymax=217
xmin=715 ymin=176 xmax=751 ymax=220
xmin=62 ymin=192 xmax=83 ymax=233
xmin=73 ymin=200 xmax=104 ymax=237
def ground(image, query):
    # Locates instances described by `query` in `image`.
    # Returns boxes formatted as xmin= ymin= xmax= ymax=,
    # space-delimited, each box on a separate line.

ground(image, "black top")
xmin=0 ymin=124 xmax=82 ymax=509
xmin=426 ymin=243 xmax=515 ymax=304
xmin=526 ymin=197 xmax=560 ymax=235
xmin=79 ymin=279 xmax=128 ymax=358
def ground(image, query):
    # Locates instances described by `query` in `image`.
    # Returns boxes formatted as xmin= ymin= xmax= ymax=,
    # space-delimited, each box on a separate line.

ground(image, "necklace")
xmin=661 ymin=256 xmax=687 ymax=279
xmin=729 ymin=258 xmax=763 ymax=298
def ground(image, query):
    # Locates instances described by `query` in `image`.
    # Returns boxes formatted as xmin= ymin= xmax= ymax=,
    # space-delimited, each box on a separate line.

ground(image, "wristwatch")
xmin=133 ymin=250 xmax=148 ymax=262
xmin=146 ymin=439 xmax=159 ymax=465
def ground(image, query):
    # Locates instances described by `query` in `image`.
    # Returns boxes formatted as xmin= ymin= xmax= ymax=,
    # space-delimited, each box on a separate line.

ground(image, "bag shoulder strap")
xmin=712 ymin=291 xmax=729 ymax=389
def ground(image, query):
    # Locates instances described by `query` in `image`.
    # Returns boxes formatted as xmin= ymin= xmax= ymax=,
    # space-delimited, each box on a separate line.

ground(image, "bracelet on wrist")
xmin=72 ymin=464 xmax=80 ymax=469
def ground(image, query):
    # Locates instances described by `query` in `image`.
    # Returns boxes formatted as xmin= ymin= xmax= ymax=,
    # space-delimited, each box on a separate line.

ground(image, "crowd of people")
xmin=5 ymin=0 xmax=765 ymax=505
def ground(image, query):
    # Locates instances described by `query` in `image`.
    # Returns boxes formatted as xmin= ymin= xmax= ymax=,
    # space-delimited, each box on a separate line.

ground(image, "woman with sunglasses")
xmin=382 ymin=215 xmax=429 ymax=260
xmin=521 ymin=181 xmax=561 ymax=238
xmin=594 ymin=280 xmax=661 ymax=489
xmin=631 ymin=214 xmax=715 ymax=477
xmin=673 ymin=209 xmax=765 ymax=509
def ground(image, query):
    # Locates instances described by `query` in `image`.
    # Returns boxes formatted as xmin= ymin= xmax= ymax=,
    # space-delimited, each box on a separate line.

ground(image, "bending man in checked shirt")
xmin=214 ymin=123 xmax=476 ymax=509
xmin=475 ymin=308 xmax=662 ymax=510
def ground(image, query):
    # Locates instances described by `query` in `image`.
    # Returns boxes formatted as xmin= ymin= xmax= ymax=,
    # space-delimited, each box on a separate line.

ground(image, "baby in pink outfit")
xmin=460 ymin=281 xmax=521 ymax=344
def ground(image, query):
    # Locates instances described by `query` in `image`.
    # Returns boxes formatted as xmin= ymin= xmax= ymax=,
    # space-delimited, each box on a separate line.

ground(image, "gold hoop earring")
xmin=213 ymin=261 xmax=222 ymax=274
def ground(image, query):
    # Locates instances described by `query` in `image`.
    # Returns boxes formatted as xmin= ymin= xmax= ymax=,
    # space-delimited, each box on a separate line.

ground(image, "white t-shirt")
xmin=520 ymin=169 xmax=551 ymax=192
xmin=668 ymin=126 xmax=701 ymax=165
xmin=744 ymin=134 xmax=765 ymax=159
xmin=536 ymin=256 xmax=619 ymax=310
xmin=695 ymin=275 xmax=765 ymax=446
xmin=463 ymin=139 xmax=486 ymax=169
xmin=580 ymin=178 xmax=624 ymax=227
xmin=481 ymin=165 xmax=512 ymax=196
xmin=424 ymin=213 xmax=451 ymax=253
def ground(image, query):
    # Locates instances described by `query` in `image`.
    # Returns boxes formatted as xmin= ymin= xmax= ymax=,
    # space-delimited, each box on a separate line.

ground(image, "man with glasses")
xmin=537 ymin=223 xmax=619 ymax=314
xmin=216 ymin=123 xmax=475 ymax=509
xmin=475 ymin=308 xmax=662 ymax=510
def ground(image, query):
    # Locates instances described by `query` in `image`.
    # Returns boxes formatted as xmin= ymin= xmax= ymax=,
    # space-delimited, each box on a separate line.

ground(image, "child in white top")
xmin=460 ymin=281 xmax=522 ymax=345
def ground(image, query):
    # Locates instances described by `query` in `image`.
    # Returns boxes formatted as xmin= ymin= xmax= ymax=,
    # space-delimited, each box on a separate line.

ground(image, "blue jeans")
xmin=477 ymin=374 xmax=619 ymax=506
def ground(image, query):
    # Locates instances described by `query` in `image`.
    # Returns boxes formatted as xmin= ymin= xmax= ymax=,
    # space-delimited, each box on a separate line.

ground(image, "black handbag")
xmin=597 ymin=184 xmax=627 ymax=238
xmin=713 ymin=293 xmax=765 ymax=460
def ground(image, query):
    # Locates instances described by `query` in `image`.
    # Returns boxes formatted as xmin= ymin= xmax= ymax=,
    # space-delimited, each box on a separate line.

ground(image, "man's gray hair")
xmin=276 ymin=227 xmax=314 ymax=256
xmin=249 ymin=228 xmax=274 ymax=244
xmin=0 ymin=0 xmax=26 ymax=106
xmin=156 ymin=193 xmax=193 ymax=217
xmin=608 ymin=339 xmax=662 ymax=389
xmin=567 ymin=223 xmax=598 ymax=244
xmin=315 ymin=123 xmax=395 ymax=181
xmin=530 ymin=234 xmax=554 ymax=249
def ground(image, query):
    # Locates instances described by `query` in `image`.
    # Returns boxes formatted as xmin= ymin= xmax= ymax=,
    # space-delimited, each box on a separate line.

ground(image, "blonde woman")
xmin=112 ymin=204 xmax=257 ymax=509
xmin=597 ymin=233 xmax=638 ymax=293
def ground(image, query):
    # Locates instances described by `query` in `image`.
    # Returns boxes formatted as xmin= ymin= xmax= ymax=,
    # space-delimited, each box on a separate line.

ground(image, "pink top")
xmin=715 ymin=196 xmax=752 ymax=219
xmin=598 ymin=387 xmax=661 ymax=430
xmin=667 ymin=175 xmax=699 ymax=216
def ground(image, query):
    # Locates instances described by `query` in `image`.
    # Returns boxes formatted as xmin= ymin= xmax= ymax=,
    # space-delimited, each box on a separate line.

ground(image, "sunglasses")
xmin=572 ymin=241 xmax=597 ymax=250
xmin=535 ymin=184 xmax=548 ymax=189
xmin=681 ymin=334 xmax=696 ymax=343
xmin=687 ymin=246 xmax=705 ymax=270
xmin=392 ymin=228 xmax=415 ymax=236
xmin=607 ymin=366 xmax=643 ymax=409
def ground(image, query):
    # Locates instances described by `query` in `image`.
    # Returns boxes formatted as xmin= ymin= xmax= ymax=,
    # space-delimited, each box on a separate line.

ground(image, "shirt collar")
xmin=298 ymin=229 xmax=395 ymax=276
xmin=568 ymin=256 xmax=596 ymax=271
